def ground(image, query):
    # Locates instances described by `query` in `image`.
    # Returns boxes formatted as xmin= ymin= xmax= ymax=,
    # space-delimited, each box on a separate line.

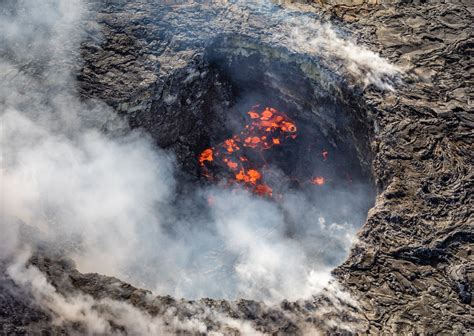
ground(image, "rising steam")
xmin=1 ymin=1 xmax=396 ymax=330
xmin=285 ymin=16 xmax=401 ymax=90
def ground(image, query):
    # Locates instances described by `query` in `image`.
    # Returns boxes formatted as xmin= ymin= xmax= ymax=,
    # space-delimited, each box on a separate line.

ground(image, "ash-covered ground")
xmin=1 ymin=0 xmax=472 ymax=335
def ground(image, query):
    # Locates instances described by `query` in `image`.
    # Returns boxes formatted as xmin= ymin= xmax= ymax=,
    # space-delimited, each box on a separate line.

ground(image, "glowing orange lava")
xmin=199 ymin=148 xmax=213 ymax=165
xmin=311 ymin=176 xmax=325 ymax=186
xmin=199 ymin=105 xmax=326 ymax=197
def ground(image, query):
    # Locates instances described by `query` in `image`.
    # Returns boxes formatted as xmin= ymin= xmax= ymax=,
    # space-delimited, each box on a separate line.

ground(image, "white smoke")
xmin=1 ymin=106 xmax=174 ymax=272
xmin=284 ymin=17 xmax=401 ymax=90
xmin=7 ymin=250 xmax=362 ymax=335
xmin=8 ymin=251 xmax=165 ymax=335
xmin=0 ymin=0 xmax=385 ymax=320
xmin=7 ymin=250 xmax=267 ymax=335
xmin=232 ymin=1 xmax=401 ymax=89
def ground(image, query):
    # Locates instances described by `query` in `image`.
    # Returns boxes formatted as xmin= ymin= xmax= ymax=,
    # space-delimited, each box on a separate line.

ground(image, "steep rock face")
xmin=1 ymin=1 xmax=472 ymax=334
xmin=325 ymin=3 xmax=473 ymax=334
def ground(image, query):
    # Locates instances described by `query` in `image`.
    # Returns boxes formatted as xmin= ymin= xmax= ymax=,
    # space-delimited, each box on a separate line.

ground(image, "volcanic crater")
xmin=127 ymin=31 xmax=376 ymax=200
xmin=1 ymin=0 xmax=472 ymax=335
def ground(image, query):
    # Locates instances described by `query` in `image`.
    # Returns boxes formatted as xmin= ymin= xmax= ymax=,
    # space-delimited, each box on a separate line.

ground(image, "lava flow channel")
xmin=199 ymin=106 xmax=326 ymax=197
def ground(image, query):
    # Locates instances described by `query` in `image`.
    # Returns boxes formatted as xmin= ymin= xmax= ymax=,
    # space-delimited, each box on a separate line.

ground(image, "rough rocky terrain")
xmin=326 ymin=3 xmax=473 ymax=334
xmin=1 ymin=0 xmax=473 ymax=334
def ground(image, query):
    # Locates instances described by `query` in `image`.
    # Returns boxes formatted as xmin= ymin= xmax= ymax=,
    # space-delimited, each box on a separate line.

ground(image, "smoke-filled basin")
xmin=200 ymin=35 xmax=374 ymax=202
xmin=125 ymin=34 xmax=377 ymax=301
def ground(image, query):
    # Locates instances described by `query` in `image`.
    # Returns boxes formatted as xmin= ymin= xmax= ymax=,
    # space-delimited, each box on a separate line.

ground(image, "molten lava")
xmin=311 ymin=176 xmax=325 ymax=186
xmin=199 ymin=105 xmax=326 ymax=197
xmin=199 ymin=148 xmax=213 ymax=165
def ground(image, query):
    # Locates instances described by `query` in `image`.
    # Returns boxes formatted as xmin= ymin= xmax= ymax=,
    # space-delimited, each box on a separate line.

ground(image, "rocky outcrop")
xmin=326 ymin=3 xmax=473 ymax=334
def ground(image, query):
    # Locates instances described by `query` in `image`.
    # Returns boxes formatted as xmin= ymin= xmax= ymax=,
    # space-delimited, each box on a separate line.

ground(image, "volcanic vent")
xmin=111 ymin=27 xmax=379 ymax=300
xmin=193 ymin=34 xmax=376 ymax=227
xmin=121 ymin=32 xmax=380 ymax=300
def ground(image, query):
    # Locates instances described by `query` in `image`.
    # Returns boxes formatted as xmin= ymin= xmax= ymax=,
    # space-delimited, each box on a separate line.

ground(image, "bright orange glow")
xmin=248 ymin=111 xmax=259 ymax=119
xmin=227 ymin=161 xmax=238 ymax=170
xmin=311 ymin=176 xmax=325 ymax=185
xmin=199 ymin=148 xmax=213 ymax=166
xmin=255 ymin=184 xmax=273 ymax=196
xmin=241 ymin=107 xmax=297 ymax=150
xmin=235 ymin=169 xmax=261 ymax=184
xmin=223 ymin=138 xmax=240 ymax=153
xmin=198 ymin=106 xmax=299 ymax=197
xmin=247 ymin=169 xmax=261 ymax=183
xmin=198 ymin=106 xmax=329 ymax=197
xmin=261 ymin=109 xmax=273 ymax=120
